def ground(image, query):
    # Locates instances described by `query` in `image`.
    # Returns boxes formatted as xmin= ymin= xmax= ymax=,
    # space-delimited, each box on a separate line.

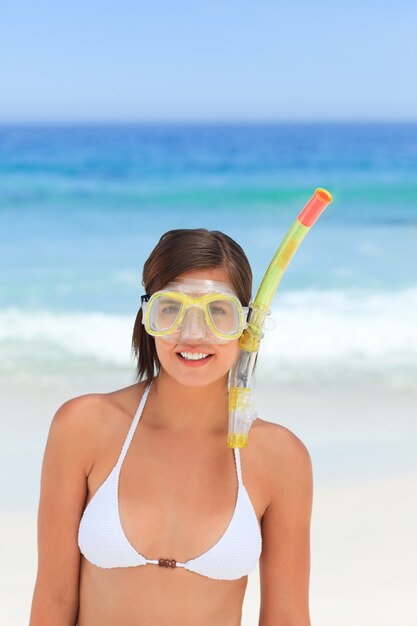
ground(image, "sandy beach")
xmin=1 ymin=377 xmax=416 ymax=625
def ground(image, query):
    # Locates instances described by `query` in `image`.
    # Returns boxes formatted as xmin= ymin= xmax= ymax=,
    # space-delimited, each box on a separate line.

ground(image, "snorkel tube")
xmin=227 ymin=188 xmax=333 ymax=448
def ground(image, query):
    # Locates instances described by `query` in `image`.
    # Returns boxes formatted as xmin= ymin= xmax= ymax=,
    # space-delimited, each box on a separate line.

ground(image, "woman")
xmin=29 ymin=228 xmax=313 ymax=626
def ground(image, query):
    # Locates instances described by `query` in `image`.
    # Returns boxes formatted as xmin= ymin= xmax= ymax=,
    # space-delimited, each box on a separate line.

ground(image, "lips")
xmin=176 ymin=351 xmax=214 ymax=367
xmin=176 ymin=348 xmax=214 ymax=357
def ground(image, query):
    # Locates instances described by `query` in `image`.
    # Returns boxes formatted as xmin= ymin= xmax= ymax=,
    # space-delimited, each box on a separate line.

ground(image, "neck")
xmin=143 ymin=369 xmax=230 ymax=435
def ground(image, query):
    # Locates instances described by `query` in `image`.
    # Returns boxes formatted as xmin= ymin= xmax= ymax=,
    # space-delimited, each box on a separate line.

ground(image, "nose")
xmin=179 ymin=306 xmax=207 ymax=341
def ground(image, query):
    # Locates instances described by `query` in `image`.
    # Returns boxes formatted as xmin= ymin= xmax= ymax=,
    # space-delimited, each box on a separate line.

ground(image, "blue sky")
xmin=1 ymin=0 xmax=416 ymax=122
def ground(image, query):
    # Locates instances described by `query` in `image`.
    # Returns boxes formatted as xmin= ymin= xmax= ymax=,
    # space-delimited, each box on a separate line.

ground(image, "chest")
xmin=86 ymin=426 xmax=268 ymax=563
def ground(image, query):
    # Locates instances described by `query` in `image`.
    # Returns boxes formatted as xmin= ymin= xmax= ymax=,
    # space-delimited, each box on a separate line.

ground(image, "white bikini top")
xmin=78 ymin=382 xmax=262 ymax=580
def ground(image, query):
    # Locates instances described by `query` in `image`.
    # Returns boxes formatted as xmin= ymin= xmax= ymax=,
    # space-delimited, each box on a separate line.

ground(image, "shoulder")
xmin=47 ymin=381 xmax=147 ymax=474
xmin=254 ymin=417 xmax=312 ymax=465
xmin=51 ymin=380 xmax=147 ymax=430
xmin=252 ymin=417 xmax=313 ymax=500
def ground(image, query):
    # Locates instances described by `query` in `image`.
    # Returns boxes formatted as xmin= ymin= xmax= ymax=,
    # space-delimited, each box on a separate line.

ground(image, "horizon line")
xmin=0 ymin=118 xmax=416 ymax=126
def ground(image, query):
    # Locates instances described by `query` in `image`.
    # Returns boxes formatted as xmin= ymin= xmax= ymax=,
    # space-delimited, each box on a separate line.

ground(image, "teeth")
xmin=180 ymin=352 xmax=210 ymax=361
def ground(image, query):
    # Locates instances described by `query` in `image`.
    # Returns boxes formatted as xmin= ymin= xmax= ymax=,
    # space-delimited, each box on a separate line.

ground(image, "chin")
xmin=163 ymin=368 xmax=230 ymax=389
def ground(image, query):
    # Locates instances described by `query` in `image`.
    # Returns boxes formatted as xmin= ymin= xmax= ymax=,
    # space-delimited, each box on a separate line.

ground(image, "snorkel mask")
xmin=141 ymin=279 xmax=249 ymax=345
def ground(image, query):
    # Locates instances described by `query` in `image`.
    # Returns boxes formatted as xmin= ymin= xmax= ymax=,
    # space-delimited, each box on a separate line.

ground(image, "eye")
xmin=210 ymin=305 xmax=228 ymax=316
xmin=157 ymin=298 xmax=182 ymax=318
xmin=161 ymin=305 xmax=180 ymax=315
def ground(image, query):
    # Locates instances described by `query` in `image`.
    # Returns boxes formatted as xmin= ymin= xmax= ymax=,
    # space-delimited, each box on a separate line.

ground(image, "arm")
xmin=29 ymin=395 xmax=95 ymax=626
xmin=258 ymin=426 xmax=313 ymax=626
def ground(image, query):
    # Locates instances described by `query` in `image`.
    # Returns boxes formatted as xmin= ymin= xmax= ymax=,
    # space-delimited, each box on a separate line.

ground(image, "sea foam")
xmin=1 ymin=287 xmax=416 ymax=387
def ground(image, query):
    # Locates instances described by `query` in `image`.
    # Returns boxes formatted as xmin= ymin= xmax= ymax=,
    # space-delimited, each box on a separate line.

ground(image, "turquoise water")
xmin=1 ymin=123 xmax=416 ymax=386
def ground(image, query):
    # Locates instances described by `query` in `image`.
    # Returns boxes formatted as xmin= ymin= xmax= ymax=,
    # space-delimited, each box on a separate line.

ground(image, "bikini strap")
xmin=234 ymin=447 xmax=243 ymax=486
xmin=115 ymin=382 xmax=152 ymax=471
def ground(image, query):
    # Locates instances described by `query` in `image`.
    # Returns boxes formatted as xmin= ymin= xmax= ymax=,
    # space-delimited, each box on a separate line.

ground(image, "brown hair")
xmin=131 ymin=228 xmax=252 ymax=385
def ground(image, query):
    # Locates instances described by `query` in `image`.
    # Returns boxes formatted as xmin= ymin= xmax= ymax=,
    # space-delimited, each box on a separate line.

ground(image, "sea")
xmin=1 ymin=122 xmax=416 ymax=390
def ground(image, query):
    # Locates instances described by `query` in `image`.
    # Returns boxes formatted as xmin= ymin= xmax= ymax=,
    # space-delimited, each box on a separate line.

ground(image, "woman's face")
xmin=154 ymin=267 xmax=242 ymax=388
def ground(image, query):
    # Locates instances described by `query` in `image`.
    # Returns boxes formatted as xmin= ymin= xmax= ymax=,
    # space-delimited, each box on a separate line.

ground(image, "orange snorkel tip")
xmin=297 ymin=187 xmax=333 ymax=227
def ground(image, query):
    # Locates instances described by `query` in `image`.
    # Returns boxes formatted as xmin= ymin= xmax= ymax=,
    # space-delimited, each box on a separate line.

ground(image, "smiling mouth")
xmin=177 ymin=351 xmax=213 ymax=361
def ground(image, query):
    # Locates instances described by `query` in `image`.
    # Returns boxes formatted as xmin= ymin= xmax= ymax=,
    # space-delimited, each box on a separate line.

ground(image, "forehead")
xmin=176 ymin=267 xmax=233 ymax=285
xmin=167 ymin=268 xmax=236 ymax=295
xmin=165 ymin=277 xmax=236 ymax=296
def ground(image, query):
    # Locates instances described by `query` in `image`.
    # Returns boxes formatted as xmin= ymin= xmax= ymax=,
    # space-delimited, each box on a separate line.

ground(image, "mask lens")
xmin=207 ymin=298 xmax=240 ymax=335
xmin=150 ymin=295 xmax=183 ymax=332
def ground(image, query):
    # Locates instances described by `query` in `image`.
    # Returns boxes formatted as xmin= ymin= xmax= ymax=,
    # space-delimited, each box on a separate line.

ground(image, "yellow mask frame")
xmin=141 ymin=282 xmax=249 ymax=343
